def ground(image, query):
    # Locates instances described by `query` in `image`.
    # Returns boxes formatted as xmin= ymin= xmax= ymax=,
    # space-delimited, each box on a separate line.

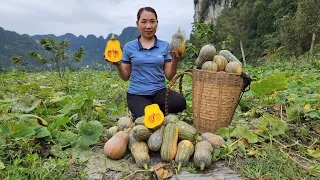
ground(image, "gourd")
xmin=193 ymin=140 xmax=213 ymax=170
xmin=175 ymin=140 xmax=195 ymax=172
xmin=144 ymin=104 xmax=164 ymax=130
xmin=218 ymin=50 xmax=242 ymax=65
xmin=104 ymin=131 xmax=129 ymax=160
xmin=201 ymin=133 xmax=226 ymax=149
xmin=117 ymin=117 xmax=134 ymax=131
xmin=160 ymin=123 xmax=179 ymax=162
xmin=170 ymin=27 xmax=185 ymax=56
xmin=175 ymin=121 xmax=202 ymax=142
xmin=106 ymin=126 xmax=118 ymax=139
xmin=104 ymin=34 xmax=122 ymax=62
xmin=128 ymin=129 xmax=139 ymax=151
xmin=147 ymin=126 xmax=164 ymax=152
xmin=131 ymin=142 xmax=150 ymax=170
xmin=134 ymin=116 xmax=145 ymax=126
xmin=213 ymin=55 xmax=228 ymax=71
xmin=201 ymin=61 xmax=218 ymax=71
xmin=132 ymin=125 xmax=152 ymax=141
xmin=164 ymin=114 xmax=180 ymax=125
xmin=225 ymin=61 xmax=243 ymax=75
xmin=195 ymin=44 xmax=216 ymax=68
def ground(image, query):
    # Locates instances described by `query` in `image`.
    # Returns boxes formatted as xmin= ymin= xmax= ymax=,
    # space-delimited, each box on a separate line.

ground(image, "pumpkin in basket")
xmin=201 ymin=61 xmax=218 ymax=71
xmin=225 ymin=61 xmax=243 ymax=75
xmin=213 ymin=55 xmax=228 ymax=71
xmin=195 ymin=44 xmax=216 ymax=68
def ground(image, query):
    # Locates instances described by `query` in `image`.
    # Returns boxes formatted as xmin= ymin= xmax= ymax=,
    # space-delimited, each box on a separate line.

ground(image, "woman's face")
xmin=136 ymin=10 xmax=158 ymax=39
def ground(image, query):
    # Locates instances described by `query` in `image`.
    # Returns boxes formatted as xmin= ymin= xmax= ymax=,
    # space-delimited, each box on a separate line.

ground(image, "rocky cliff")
xmin=193 ymin=0 xmax=232 ymax=24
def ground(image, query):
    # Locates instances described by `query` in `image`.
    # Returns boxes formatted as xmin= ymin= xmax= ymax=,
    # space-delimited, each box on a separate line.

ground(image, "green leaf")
xmin=47 ymin=115 xmax=70 ymax=131
xmin=11 ymin=126 xmax=35 ymax=139
xmin=258 ymin=113 xmax=289 ymax=136
xmin=237 ymin=141 xmax=246 ymax=153
xmin=50 ymin=145 xmax=67 ymax=158
xmin=230 ymin=126 xmax=259 ymax=143
xmin=75 ymin=120 xmax=103 ymax=147
xmin=304 ymin=109 xmax=320 ymax=120
xmin=0 ymin=160 xmax=5 ymax=170
xmin=56 ymin=131 xmax=79 ymax=146
xmin=34 ymin=126 xmax=51 ymax=138
xmin=216 ymin=126 xmax=234 ymax=139
xmin=251 ymin=72 xmax=287 ymax=97
xmin=307 ymin=148 xmax=320 ymax=158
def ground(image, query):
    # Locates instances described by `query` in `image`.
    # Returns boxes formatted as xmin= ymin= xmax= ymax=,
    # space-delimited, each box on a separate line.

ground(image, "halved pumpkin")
xmin=104 ymin=34 xmax=122 ymax=62
xmin=144 ymin=104 xmax=164 ymax=130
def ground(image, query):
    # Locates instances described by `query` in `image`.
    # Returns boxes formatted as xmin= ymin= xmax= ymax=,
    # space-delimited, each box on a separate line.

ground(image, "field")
xmin=0 ymin=60 xmax=319 ymax=179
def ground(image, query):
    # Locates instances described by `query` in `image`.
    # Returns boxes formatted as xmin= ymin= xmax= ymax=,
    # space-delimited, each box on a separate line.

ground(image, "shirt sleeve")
xmin=164 ymin=43 xmax=172 ymax=62
xmin=121 ymin=44 xmax=131 ymax=64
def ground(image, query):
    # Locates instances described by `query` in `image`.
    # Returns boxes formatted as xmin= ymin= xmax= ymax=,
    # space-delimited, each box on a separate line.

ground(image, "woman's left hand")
xmin=169 ymin=50 xmax=181 ymax=63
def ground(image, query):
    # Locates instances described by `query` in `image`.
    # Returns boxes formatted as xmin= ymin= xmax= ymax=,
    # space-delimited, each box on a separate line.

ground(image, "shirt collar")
xmin=137 ymin=35 xmax=159 ymax=50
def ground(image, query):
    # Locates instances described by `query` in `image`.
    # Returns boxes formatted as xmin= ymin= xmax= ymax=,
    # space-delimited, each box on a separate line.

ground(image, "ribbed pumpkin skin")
xmin=134 ymin=116 xmax=144 ymax=125
xmin=117 ymin=117 xmax=133 ymax=131
xmin=175 ymin=121 xmax=202 ymax=142
xmin=201 ymin=133 xmax=226 ymax=149
xmin=218 ymin=50 xmax=242 ymax=65
xmin=132 ymin=125 xmax=151 ymax=141
xmin=161 ymin=123 xmax=179 ymax=162
xmin=175 ymin=140 xmax=195 ymax=167
xmin=106 ymin=126 xmax=118 ymax=139
xmin=164 ymin=114 xmax=180 ymax=125
xmin=128 ymin=129 xmax=139 ymax=151
xmin=147 ymin=126 xmax=164 ymax=152
xmin=213 ymin=55 xmax=228 ymax=71
xmin=194 ymin=140 xmax=213 ymax=170
xmin=195 ymin=44 xmax=216 ymax=68
xmin=225 ymin=61 xmax=243 ymax=75
xmin=131 ymin=142 xmax=150 ymax=170
xmin=104 ymin=131 xmax=129 ymax=160
xmin=170 ymin=28 xmax=185 ymax=56
xmin=201 ymin=61 xmax=218 ymax=71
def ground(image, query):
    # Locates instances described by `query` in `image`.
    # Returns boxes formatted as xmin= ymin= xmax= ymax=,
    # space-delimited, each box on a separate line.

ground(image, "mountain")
xmin=0 ymin=27 xmax=46 ymax=68
xmin=0 ymin=26 xmax=140 ymax=68
xmin=31 ymin=26 xmax=140 ymax=66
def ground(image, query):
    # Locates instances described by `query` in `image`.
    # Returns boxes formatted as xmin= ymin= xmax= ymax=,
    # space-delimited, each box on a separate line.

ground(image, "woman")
xmin=112 ymin=7 xmax=186 ymax=120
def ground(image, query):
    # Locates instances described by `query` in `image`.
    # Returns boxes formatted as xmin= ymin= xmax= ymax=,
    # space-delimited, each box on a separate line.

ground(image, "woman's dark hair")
xmin=137 ymin=7 xmax=158 ymax=21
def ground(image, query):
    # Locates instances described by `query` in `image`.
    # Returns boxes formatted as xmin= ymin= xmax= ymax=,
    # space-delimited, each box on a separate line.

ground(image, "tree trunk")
xmin=309 ymin=32 xmax=316 ymax=63
xmin=240 ymin=41 xmax=246 ymax=66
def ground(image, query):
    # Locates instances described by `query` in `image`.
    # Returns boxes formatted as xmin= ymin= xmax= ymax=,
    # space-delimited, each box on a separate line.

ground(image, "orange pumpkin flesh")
xmin=104 ymin=34 xmax=122 ymax=62
xmin=144 ymin=104 xmax=164 ymax=130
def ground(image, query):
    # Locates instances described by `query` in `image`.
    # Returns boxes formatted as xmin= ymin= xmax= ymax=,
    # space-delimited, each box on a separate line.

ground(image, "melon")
xmin=213 ymin=55 xmax=228 ymax=71
xmin=201 ymin=61 xmax=218 ymax=71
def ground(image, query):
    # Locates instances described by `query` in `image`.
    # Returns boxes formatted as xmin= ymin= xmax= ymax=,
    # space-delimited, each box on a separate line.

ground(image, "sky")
xmin=0 ymin=0 xmax=195 ymax=42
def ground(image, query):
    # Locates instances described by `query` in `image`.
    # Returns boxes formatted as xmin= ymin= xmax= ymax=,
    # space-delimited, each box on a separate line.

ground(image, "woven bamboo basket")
xmin=165 ymin=69 xmax=245 ymax=133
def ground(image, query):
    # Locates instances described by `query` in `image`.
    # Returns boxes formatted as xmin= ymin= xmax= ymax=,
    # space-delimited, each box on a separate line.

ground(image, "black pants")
xmin=127 ymin=88 xmax=186 ymax=120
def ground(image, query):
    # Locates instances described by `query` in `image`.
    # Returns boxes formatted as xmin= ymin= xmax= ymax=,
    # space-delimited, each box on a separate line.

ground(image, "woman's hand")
xmin=169 ymin=50 xmax=181 ymax=64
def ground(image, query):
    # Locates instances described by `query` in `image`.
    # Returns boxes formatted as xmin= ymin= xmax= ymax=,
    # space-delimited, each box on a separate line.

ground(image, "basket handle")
xmin=165 ymin=70 xmax=193 ymax=116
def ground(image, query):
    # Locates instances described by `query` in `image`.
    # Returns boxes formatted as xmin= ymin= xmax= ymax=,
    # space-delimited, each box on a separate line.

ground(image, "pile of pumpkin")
xmin=195 ymin=44 xmax=243 ymax=75
xmin=103 ymin=105 xmax=226 ymax=172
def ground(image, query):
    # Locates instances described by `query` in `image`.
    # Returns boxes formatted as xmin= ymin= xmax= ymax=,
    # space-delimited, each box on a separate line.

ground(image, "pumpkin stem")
xmin=195 ymin=134 xmax=203 ymax=142
xmin=200 ymin=162 xmax=205 ymax=171
xmin=111 ymin=33 xmax=116 ymax=40
xmin=177 ymin=162 xmax=182 ymax=172
xmin=178 ymin=27 xmax=182 ymax=33
xmin=143 ymin=163 xmax=148 ymax=170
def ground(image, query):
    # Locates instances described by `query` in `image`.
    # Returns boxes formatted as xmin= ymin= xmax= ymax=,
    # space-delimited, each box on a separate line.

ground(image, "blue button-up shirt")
xmin=121 ymin=36 xmax=172 ymax=95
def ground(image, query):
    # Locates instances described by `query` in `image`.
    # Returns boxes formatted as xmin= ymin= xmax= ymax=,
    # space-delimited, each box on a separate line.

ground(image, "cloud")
xmin=0 ymin=0 xmax=195 ymax=41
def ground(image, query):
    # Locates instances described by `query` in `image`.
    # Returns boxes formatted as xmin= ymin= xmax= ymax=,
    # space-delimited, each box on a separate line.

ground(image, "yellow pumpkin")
xmin=104 ymin=34 xmax=122 ymax=62
xmin=144 ymin=104 xmax=164 ymax=130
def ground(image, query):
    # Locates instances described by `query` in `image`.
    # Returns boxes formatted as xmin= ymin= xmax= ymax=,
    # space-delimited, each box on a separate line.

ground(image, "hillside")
xmin=0 ymin=27 xmax=46 ymax=68
xmin=0 ymin=26 xmax=140 ymax=68
xmin=31 ymin=26 xmax=140 ymax=66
